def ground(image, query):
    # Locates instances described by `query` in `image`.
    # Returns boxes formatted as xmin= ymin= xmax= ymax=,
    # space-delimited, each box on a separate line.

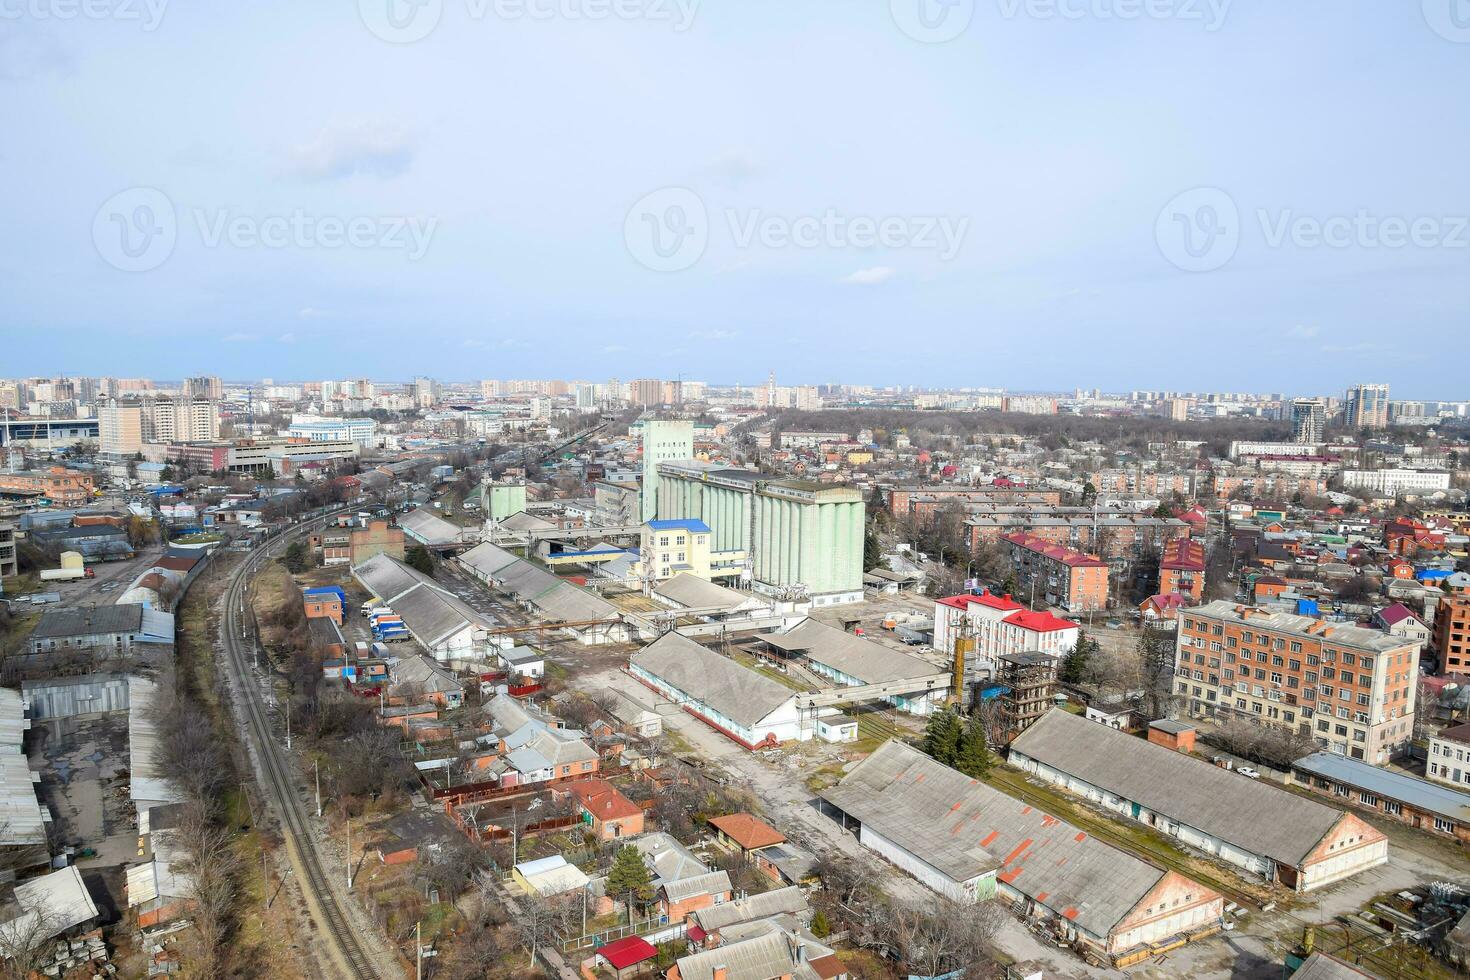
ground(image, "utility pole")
xmin=416 ymin=920 xmax=423 ymax=980
xmin=346 ymin=819 xmax=353 ymax=890
xmin=285 ymin=699 xmax=291 ymax=750
xmin=315 ymin=759 xmax=321 ymax=817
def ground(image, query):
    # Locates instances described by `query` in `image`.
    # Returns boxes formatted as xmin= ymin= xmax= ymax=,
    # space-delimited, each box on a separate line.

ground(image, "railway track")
xmin=220 ymin=514 xmax=388 ymax=980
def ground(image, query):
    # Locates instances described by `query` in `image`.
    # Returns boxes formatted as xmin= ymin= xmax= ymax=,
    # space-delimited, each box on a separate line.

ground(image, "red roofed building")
xmin=1003 ymin=532 xmax=1109 ymax=614
xmin=596 ymin=936 xmax=657 ymax=978
xmin=1159 ymin=538 xmax=1207 ymax=603
xmin=707 ymin=812 xmax=785 ymax=855
xmin=933 ymin=590 xmax=1082 ymax=660
xmin=555 ymin=778 xmax=644 ymax=841
xmin=1140 ymin=592 xmax=1189 ymax=625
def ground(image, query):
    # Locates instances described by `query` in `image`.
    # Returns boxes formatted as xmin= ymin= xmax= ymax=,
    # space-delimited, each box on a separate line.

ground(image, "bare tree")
xmin=0 ymin=899 xmax=66 ymax=980
xmin=512 ymin=894 xmax=574 ymax=969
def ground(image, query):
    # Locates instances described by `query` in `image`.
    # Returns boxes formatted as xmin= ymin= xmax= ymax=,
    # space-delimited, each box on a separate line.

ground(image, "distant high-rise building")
xmin=139 ymin=397 xmax=219 ymax=443
xmin=1344 ymin=383 xmax=1390 ymax=430
xmin=413 ymin=377 xmax=438 ymax=408
xmin=182 ymin=375 xmax=223 ymax=400
xmin=631 ymin=379 xmax=664 ymax=408
xmin=98 ymin=399 xmax=143 ymax=455
xmin=1290 ymin=398 xmax=1326 ymax=444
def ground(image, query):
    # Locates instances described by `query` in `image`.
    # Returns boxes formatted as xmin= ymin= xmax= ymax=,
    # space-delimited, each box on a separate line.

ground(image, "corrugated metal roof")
xmin=31 ymin=603 xmax=143 ymax=639
xmin=128 ymin=678 xmax=183 ymax=809
xmin=4 ymin=866 xmax=98 ymax=943
xmin=1293 ymin=752 xmax=1470 ymax=823
xmin=630 ymin=633 xmax=794 ymax=730
xmin=769 ymin=618 xmax=936 ymax=685
xmin=823 ymin=740 xmax=1188 ymax=940
xmin=1009 ymin=709 xmax=1352 ymax=867
xmin=653 ymin=573 xmax=760 ymax=613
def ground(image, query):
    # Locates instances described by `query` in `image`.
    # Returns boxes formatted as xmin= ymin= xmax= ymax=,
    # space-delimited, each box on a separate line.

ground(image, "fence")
xmin=559 ymin=914 xmax=682 ymax=954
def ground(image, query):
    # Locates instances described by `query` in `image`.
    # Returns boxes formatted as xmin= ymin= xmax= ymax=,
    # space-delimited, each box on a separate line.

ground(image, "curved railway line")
xmin=219 ymin=514 xmax=389 ymax=980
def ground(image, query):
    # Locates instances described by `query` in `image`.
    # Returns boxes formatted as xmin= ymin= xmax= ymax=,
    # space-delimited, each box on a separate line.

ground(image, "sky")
xmin=0 ymin=0 xmax=1467 ymax=397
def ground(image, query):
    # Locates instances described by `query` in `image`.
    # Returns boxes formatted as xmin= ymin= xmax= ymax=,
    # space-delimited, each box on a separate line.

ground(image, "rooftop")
xmin=1292 ymin=753 xmax=1470 ymax=824
xmin=1010 ymin=710 xmax=1371 ymax=867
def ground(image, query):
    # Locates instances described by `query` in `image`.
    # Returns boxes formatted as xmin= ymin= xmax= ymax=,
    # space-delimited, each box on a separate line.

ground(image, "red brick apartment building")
xmin=1175 ymin=601 xmax=1420 ymax=764
xmin=1159 ymin=538 xmax=1208 ymax=603
xmin=1434 ymin=593 xmax=1470 ymax=676
xmin=966 ymin=511 xmax=1190 ymax=559
xmin=1002 ymin=532 xmax=1109 ymax=614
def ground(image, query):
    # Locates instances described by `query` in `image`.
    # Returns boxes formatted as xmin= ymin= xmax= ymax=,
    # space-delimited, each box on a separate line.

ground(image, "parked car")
xmin=1236 ymin=767 xmax=1261 ymax=780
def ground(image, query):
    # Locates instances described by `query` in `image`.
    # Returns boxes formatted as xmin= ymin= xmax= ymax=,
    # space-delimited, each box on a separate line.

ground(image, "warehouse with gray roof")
xmin=629 ymin=632 xmax=806 ymax=749
xmin=821 ymin=740 xmax=1224 ymax=966
xmin=1009 ymin=709 xmax=1388 ymax=891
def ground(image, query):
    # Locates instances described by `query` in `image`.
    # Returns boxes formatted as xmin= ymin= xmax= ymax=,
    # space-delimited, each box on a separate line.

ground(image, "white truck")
xmin=39 ymin=567 xmax=92 ymax=582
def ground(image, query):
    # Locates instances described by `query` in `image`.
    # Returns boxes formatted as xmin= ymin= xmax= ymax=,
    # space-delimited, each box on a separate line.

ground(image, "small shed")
xmin=596 ymin=936 xmax=658 ymax=978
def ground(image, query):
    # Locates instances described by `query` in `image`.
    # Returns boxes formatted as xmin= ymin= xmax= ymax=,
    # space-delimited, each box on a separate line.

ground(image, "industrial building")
xmin=26 ymin=604 xmax=175 ymax=657
xmin=352 ymin=553 xmax=493 ymax=665
xmin=1009 ymin=710 xmax=1388 ymax=891
xmin=640 ymin=419 xmax=693 ymax=521
xmin=759 ymin=618 xmax=947 ymax=716
xmin=629 ymin=632 xmax=805 ymax=749
xmin=399 ymin=507 xmax=469 ymax=550
xmin=1289 ymin=752 xmax=1470 ymax=843
xmin=456 ymin=542 xmax=627 ymax=645
xmin=820 ymin=740 xmax=1223 ymax=965
xmin=655 ymin=461 xmax=865 ymax=605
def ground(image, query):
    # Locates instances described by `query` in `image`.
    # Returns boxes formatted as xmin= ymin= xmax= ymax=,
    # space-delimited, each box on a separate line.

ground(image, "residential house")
xmin=389 ymin=654 xmax=465 ymax=709
xmin=555 ymin=778 xmax=644 ymax=841
xmin=1290 ymin=752 xmax=1470 ymax=842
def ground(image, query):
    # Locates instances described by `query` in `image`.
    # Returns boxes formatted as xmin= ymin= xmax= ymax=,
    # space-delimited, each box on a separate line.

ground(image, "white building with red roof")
xmin=933 ymin=590 xmax=1081 ymax=661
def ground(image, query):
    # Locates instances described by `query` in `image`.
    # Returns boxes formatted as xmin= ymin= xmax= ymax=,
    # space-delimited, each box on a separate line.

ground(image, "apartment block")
xmin=1427 ymin=723 xmax=1470 ymax=791
xmin=1175 ymin=601 xmax=1419 ymax=764
xmin=1002 ymin=532 xmax=1108 ymax=613
xmin=98 ymin=400 xmax=143 ymax=456
xmin=1159 ymin=538 xmax=1207 ymax=603
xmin=1434 ymin=593 xmax=1470 ymax=676
xmin=966 ymin=509 xmax=1189 ymax=559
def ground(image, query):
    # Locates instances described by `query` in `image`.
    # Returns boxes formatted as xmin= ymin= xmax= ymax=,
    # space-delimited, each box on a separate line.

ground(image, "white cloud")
xmin=693 ymin=328 xmax=739 ymax=341
xmin=288 ymin=122 xmax=414 ymax=181
xmin=1286 ymin=324 xmax=1320 ymax=340
xmin=297 ymin=307 xmax=331 ymax=320
xmin=842 ymin=266 xmax=895 ymax=286
xmin=278 ymin=332 xmax=298 ymax=344
xmin=601 ymin=344 xmax=627 ymax=354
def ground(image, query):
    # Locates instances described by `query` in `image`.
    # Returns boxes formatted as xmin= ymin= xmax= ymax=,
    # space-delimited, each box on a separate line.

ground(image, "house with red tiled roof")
xmin=1140 ymin=592 xmax=1189 ymax=625
xmin=708 ymin=812 xmax=785 ymax=855
xmin=554 ymin=778 xmax=643 ymax=841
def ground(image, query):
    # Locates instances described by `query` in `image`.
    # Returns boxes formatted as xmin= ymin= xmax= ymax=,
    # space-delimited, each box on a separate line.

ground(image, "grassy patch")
xmin=0 ymin=610 xmax=40 ymax=662
xmin=728 ymin=649 xmax=809 ymax=691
